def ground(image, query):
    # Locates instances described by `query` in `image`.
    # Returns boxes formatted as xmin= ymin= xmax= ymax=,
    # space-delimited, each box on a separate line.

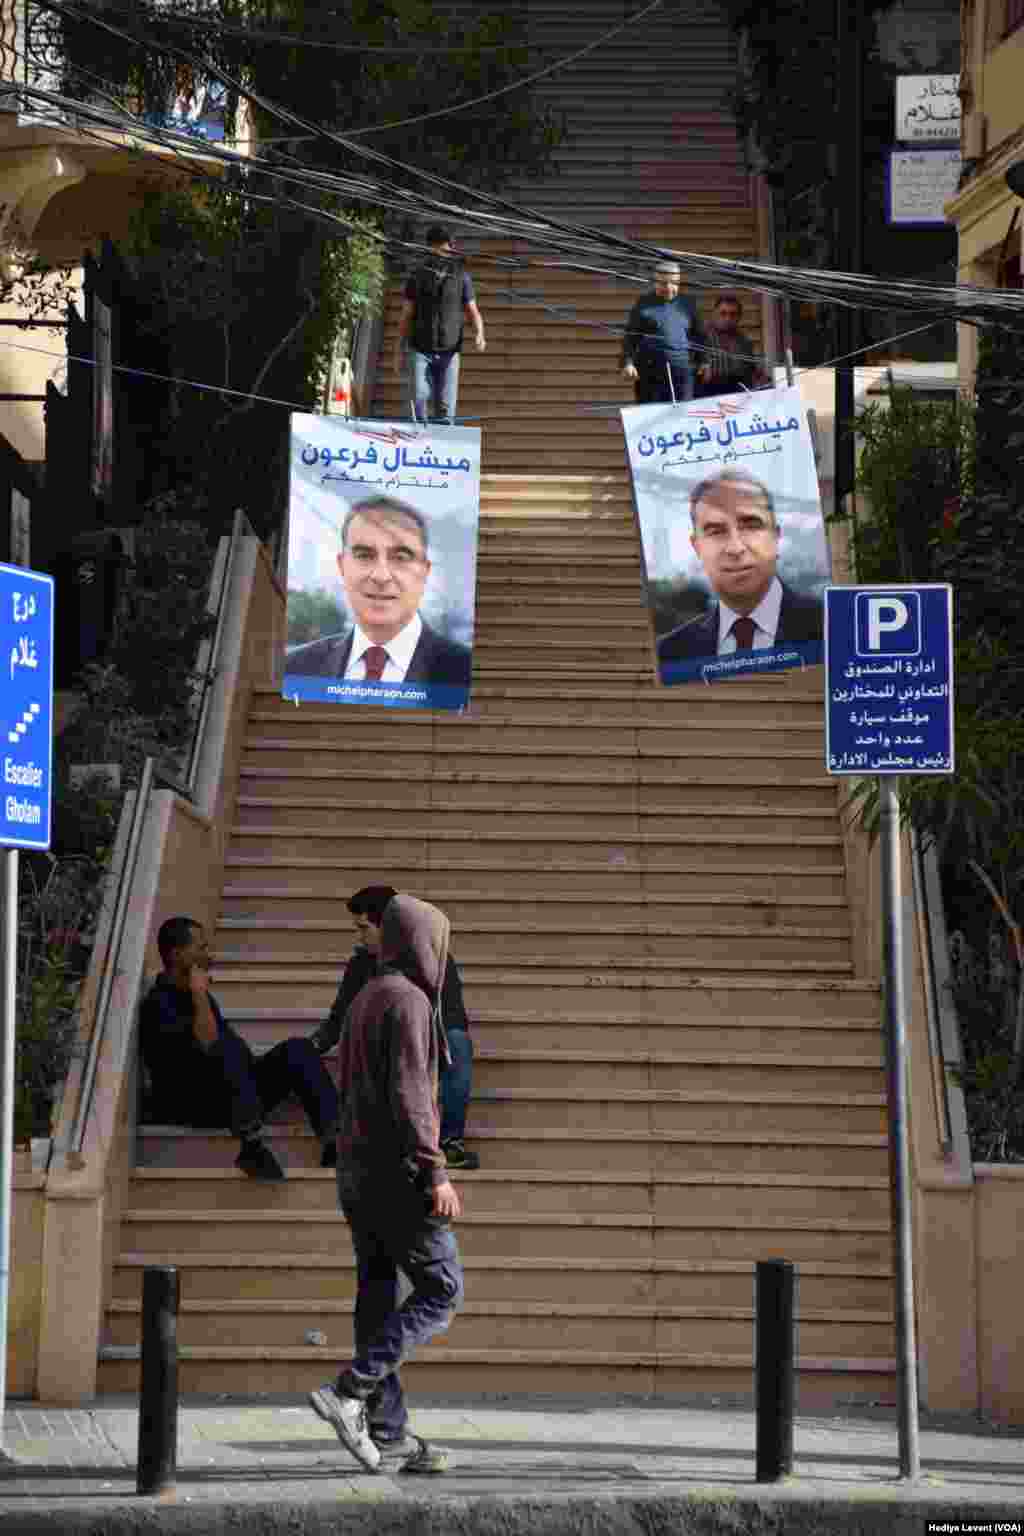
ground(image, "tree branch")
xmin=968 ymin=858 xmax=1023 ymax=968
xmin=223 ymin=285 xmax=317 ymax=424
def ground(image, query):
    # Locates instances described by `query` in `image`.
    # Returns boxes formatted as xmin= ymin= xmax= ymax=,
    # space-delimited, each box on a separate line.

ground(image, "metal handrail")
xmin=65 ymin=511 xmax=255 ymax=1160
xmin=910 ymin=824 xmax=953 ymax=1158
xmin=67 ymin=755 xmax=154 ymax=1163
xmin=161 ymin=507 xmax=253 ymax=800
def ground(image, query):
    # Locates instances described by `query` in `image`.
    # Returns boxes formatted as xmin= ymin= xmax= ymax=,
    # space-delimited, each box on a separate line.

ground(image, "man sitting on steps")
xmin=310 ymin=884 xmax=480 ymax=1170
xmin=140 ymin=916 xmax=339 ymax=1181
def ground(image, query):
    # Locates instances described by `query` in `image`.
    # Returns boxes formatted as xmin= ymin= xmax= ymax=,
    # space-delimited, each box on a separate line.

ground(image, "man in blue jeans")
xmin=310 ymin=895 xmax=464 ymax=1475
xmin=311 ymin=884 xmax=479 ymax=1169
xmin=394 ymin=225 xmax=485 ymax=425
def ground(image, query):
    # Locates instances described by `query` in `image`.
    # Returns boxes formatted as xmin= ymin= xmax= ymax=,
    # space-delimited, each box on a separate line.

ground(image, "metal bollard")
xmin=755 ymin=1259 xmax=797 ymax=1482
xmin=136 ymin=1266 xmax=179 ymax=1497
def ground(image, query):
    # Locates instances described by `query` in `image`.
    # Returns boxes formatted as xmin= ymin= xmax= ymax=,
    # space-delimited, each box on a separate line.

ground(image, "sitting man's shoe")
xmin=373 ymin=1432 xmax=450 ymax=1475
xmin=441 ymin=1137 xmax=479 ymax=1171
xmin=310 ymin=1383 xmax=381 ymax=1471
xmin=320 ymin=1139 xmax=338 ymax=1169
xmin=235 ymin=1138 xmax=285 ymax=1181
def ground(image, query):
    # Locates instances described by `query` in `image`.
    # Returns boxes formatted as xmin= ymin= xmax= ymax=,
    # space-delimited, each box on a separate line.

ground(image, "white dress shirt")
xmin=716 ymin=575 xmax=784 ymax=654
xmin=343 ymin=613 xmax=423 ymax=682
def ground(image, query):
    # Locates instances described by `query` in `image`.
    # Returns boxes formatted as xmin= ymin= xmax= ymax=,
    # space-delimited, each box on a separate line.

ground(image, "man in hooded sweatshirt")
xmin=309 ymin=894 xmax=464 ymax=1475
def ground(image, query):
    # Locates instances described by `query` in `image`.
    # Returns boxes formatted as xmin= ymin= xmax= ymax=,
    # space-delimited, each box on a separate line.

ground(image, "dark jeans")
xmin=439 ymin=1027 xmax=472 ymax=1143
xmin=336 ymin=1170 xmax=464 ymax=1439
xmin=204 ymin=1029 xmax=338 ymax=1140
xmin=634 ymin=360 xmax=694 ymax=404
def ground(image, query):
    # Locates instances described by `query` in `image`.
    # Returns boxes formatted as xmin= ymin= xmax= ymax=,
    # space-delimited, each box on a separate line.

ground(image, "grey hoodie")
xmin=335 ymin=895 xmax=450 ymax=1189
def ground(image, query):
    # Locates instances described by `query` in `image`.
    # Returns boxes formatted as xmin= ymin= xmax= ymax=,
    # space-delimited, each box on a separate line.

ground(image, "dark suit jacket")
xmin=285 ymin=619 xmax=471 ymax=689
xmin=657 ymin=584 xmax=823 ymax=665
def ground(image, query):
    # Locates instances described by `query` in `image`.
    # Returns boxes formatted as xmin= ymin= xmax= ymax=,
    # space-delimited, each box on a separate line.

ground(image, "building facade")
xmin=948 ymin=0 xmax=1024 ymax=383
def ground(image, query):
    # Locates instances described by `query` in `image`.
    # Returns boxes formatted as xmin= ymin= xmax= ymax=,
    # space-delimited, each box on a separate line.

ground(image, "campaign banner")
xmin=622 ymin=386 xmax=830 ymax=686
xmin=284 ymin=415 xmax=481 ymax=710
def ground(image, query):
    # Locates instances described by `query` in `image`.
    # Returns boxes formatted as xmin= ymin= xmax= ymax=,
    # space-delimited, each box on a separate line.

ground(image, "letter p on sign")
xmin=855 ymin=591 xmax=921 ymax=657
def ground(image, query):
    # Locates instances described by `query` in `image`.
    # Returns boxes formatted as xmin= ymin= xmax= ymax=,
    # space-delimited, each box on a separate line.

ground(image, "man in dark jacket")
xmin=139 ymin=916 xmax=339 ymax=1180
xmin=621 ymin=260 xmax=706 ymax=404
xmin=311 ymin=884 xmax=479 ymax=1169
xmin=395 ymin=224 xmax=485 ymax=425
xmin=310 ymin=895 xmax=464 ymax=1475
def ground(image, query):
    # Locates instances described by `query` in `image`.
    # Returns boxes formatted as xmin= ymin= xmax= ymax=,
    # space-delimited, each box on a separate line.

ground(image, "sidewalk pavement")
xmin=0 ymin=1395 xmax=1022 ymax=1535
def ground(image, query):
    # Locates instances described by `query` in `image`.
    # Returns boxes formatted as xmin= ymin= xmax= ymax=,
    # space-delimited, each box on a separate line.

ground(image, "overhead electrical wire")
xmin=14 ymin=0 xmax=1024 ymax=335
xmin=56 ymin=0 xmax=544 ymax=54
xmin=37 ymin=0 xmax=668 ymax=139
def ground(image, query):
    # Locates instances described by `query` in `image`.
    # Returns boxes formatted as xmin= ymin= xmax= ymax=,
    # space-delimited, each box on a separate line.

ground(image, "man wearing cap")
xmin=395 ymin=225 xmax=485 ymax=426
xmin=621 ymin=261 xmax=706 ymax=404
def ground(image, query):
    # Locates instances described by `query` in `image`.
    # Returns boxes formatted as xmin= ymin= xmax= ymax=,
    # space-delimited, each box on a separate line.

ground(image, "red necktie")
xmin=732 ymin=616 xmax=756 ymax=650
xmin=363 ymin=645 xmax=388 ymax=681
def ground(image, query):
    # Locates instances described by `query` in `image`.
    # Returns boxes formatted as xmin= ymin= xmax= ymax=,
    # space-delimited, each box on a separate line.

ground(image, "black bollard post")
xmin=136 ymin=1266 xmax=179 ymax=1497
xmin=755 ymin=1259 xmax=797 ymax=1482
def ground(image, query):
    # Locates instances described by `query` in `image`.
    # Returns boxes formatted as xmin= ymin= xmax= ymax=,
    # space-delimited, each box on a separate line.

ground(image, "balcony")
xmin=0 ymin=0 xmax=231 ymax=266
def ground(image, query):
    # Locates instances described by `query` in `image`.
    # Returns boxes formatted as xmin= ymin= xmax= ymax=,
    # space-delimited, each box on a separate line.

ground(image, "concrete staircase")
xmin=94 ymin=1 xmax=891 ymax=1406
xmin=98 ymin=477 xmax=893 ymax=1406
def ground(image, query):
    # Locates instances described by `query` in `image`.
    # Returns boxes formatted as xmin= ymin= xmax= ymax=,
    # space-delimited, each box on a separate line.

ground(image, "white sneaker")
xmin=309 ymin=1383 xmax=381 ymax=1471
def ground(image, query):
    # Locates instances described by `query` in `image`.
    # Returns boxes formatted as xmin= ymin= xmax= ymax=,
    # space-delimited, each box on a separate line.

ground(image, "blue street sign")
xmin=824 ymin=584 xmax=954 ymax=776
xmin=0 ymin=563 xmax=53 ymax=849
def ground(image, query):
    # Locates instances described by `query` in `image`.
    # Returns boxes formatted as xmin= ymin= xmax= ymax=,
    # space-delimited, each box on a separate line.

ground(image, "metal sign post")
xmin=0 ymin=563 xmax=54 ymax=1452
xmin=824 ymin=583 xmax=954 ymax=1483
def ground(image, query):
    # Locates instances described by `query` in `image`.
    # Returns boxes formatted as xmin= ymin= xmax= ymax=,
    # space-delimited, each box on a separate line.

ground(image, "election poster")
xmin=622 ymin=385 xmax=830 ymax=686
xmin=284 ymin=414 xmax=481 ymax=710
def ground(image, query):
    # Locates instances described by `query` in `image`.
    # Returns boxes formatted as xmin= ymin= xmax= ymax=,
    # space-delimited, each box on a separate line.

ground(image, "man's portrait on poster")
xmin=286 ymin=494 xmax=471 ymax=689
xmin=283 ymin=414 xmax=481 ymax=709
xmin=656 ymin=468 xmax=824 ymax=666
xmin=622 ymin=386 xmax=830 ymax=685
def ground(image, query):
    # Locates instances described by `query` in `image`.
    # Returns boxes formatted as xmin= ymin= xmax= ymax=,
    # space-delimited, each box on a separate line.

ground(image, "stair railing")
xmin=66 ymin=509 xmax=254 ymax=1162
xmin=910 ymin=824 xmax=954 ymax=1159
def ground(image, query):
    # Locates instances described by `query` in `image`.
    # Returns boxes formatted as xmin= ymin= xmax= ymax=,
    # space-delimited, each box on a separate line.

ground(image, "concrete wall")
xmin=8 ymin=1172 xmax=45 ymax=1398
xmin=974 ymin=1165 xmax=1024 ymax=1421
xmin=948 ymin=0 xmax=1024 ymax=386
xmin=978 ymin=23 xmax=1024 ymax=153
xmin=18 ymin=535 xmax=284 ymax=1403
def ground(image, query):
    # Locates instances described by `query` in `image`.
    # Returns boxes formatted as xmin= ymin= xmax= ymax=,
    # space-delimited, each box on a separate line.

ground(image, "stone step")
xmin=211 ymin=928 xmax=852 ymax=970
xmin=220 ymin=895 xmax=847 ymax=930
xmin=237 ymin=753 xmax=833 ymax=789
xmin=227 ymin=1013 xmax=883 ymax=1063
xmin=110 ymin=1250 xmax=894 ymax=1312
xmin=221 ymin=864 xmax=848 ymax=901
xmin=244 ymin=712 xmax=829 ymax=743
xmin=104 ymin=1297 xmax=894 ymax=1358
xmin=231 ymin=803 xmax=841 ymax=844
xmin=95 ymin=1347 xmax=894 ymax=1408
xmin=212 ymin=972 xmax=880 ymax=1021
xmin=117 ymin=1207 xmax=891 ymax=1265
xmin=223 ymin=830 xmax=845 ymax=875
xmin=123 ymin=1168 xmax=890 ymax=1224
xmin=248 ymin=696 xmax=827 ymax=730
xmin=447 ymin=1088 xmax=885 ymax=1139
xmin=232 ymin=775 xmax=839 ymax=814
xmin=134 ymin=1125 xmax=888 ymax=1179
xmin=231 ymin=792 xmax=841 ymax=841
